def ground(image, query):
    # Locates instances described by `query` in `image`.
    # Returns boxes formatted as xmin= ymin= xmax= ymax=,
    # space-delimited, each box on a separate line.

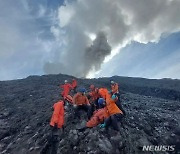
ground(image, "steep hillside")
xmin=0 ymin=74 xmax=180 ymax=154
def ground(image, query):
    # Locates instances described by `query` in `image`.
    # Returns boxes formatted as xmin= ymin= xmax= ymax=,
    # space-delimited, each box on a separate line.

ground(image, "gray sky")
xmin=0 ymin=0 xmax=180 ymax=80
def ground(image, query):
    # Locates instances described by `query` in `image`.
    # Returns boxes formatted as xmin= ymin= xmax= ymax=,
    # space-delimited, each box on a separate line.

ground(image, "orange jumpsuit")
xmin=73 ymin=93 xmax=90 ymax=105
xmin=60 ymin=83 xmax=72 ymax=99
xmin=99 ymin=88 xmax=123 ymax=115
xmin=98 ymin=88 xmax=109 ymax=100
xmin=86 ymin=107 xmax=109 ymax=128
xmin=64 ymin=95 xmax=73 ymax=104
xmin=72 ymin=79 xmax=77 ymax=89
xmin=105 ymin=95 xmax=123 ymax=131
xmin=106 ymin=95 xmax=123 ymax=116
xmin=50 ymin=101 xmax=64 ymax=128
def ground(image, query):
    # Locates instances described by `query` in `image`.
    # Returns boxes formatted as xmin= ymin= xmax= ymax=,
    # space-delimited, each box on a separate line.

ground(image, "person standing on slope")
xmin=50 ymin=100 xmax=65 ymax=137
xmin=110 ymin=81 xmax=126 ymax=115
xmin=71 ymin=79 xmax=77 ymax=93
xmin=60 ymin=80 xmax=72 ymax=100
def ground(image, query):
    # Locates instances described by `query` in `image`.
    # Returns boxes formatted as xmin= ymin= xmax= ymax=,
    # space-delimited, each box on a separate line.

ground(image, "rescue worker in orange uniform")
xmin=60 ymin=80 xmax=72 ymax=99
xmin=50 ymin=100 xmax=65 ymax=129
xmin=98 ymin=88 xmax=109 ymax=100
xmin=110 ymin=81 xmax=126 ymax=115
xmin=88 ymin=85 xmax=101 ymax=116
xmin=64 ymin=95 xmax=73 ymax=104
xmin=89 ymin=85 xmax=100 ymax=104
xmin=73 ymin=88 xmax=91 ymax=119
xmin=77 ymin=98 xmax=109 ymax=131
xmin=86 ymin=98 xmax=109 ymax=128
xmin=71 ymin=79 xmax=77 ymax=93
xmin=99 ymin=88 xmax=124 ymax=131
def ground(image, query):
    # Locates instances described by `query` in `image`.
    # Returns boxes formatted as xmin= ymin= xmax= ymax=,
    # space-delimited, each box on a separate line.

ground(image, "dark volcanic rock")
xmin=0 ymin=74 xmax=180 ymax=154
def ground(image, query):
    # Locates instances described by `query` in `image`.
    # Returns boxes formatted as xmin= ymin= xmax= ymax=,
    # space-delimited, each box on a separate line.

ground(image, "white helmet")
xmin=64 ymin=80 xmax=68 ymax=83
xmin=111 ymin=80 xmax=115 ymax=84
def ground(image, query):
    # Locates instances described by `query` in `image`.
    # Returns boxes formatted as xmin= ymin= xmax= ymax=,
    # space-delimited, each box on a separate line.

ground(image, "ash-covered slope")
xmin=0 ymin=74 xmax=180 ymax=154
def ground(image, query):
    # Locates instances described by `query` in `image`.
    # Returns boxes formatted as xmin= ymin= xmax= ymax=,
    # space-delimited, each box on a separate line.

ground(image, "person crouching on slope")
xmin=50 ymin=100 xmax=65 ymax=137
xmin=88 ymin=84 xmax=101 ymax=116
xmin=73 ymin=88 xmax=91 ymax=119
xmin=60 ymin=80 xmax=72 ymax=99
xmin=99 ymin=88 xmax=124 ymax=131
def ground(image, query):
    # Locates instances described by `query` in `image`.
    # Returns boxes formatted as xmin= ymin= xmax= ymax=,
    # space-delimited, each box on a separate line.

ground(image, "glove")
xmin=111 ymin=94 xmax=117 ymax=100
xmin=99 ymin=123 xmax=106 ymax=128
xmin=73 ymin=104 xmax=77 ymax=108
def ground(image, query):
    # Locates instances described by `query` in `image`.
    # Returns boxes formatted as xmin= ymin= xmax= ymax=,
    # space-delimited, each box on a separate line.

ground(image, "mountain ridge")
xmin=0 ymin=73 xmax=180 ymax=153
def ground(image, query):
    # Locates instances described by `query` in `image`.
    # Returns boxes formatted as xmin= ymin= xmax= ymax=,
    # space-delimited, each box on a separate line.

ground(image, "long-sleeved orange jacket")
xmin=86 ymin=107 xmax=109 ymax=128
xmin=60 ymin=83 xmax=72 ymax=98
xmin=73 ymin=92 xmax=90 ymax=105
xmin=99 ymin=88 xmax=123 ymax=116
xmin=50 ymin=101 xmax=64 ymax=128
xmin=72 ymin=79 xmax=77 ymax=89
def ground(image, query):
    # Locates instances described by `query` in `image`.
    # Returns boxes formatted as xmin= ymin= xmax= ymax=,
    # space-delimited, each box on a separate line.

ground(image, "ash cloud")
xmin=84 ymin=32 xmax=111 ymax=75
xmin=44 ymin=31 xmax=111 ymax=77
xmin=44 ymin=0 xmax=180 ymax=78
xmin=1 ymin=0 xmax=180 ymax=80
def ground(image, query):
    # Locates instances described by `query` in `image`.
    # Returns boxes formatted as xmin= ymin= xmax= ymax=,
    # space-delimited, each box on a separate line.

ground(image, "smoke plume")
xmin=44 ymin=31 xmax=111 ymax=77
xmin=43 ymin=0 xmax=180 ymax=77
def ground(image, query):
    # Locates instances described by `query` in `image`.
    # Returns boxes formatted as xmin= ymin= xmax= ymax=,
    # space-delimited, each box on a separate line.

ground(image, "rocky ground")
xmin=0 ymin=74 xmax=180 ymax=154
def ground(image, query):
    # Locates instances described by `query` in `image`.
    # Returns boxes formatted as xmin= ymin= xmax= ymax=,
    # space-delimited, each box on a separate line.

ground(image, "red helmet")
xmin=90 ymin=84 xmax=95 ymax=90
